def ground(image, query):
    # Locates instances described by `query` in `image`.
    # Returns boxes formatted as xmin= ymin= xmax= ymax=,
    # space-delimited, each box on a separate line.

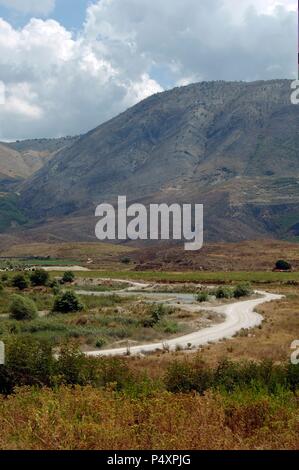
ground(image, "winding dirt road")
xmin=76 ymin=281 xmax=282 ymax=357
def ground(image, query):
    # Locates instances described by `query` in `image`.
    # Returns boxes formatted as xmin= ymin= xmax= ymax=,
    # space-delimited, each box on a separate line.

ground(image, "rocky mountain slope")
xmin=2 ymin=79 xmax=299 ymax=243
xmin=0 ymin=136 xmax=78 ymax=188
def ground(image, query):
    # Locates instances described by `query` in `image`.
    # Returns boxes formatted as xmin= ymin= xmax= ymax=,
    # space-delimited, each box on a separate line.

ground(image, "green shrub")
xmin=95 ymin=338 xmax=106 ymax=348
xmin=30 ymin=269 xmax=49 ymax=286
xmin=12 ymin=274 xmax=29 ymax=291
xmin=234 ymin=282 xmax=253 ymax=298
xmin=62 ymin=271 xmax=75 ymax=283
xmin=196 ymin=291 xmax=209 ymax=302
xmin=143 ymin=304 xmax=167 ymax=328
xmin=49 ymin=279 xmax=61 ymax=295
xmin=9 ymin=295 xmax=38 ymax=321
xmin=215 ymin=286 xmax=234 ymax=299
xmin=53 ymin=291 xmax=83 ymax=313
xmin=165 ymin=359 xmax=212 ymax=394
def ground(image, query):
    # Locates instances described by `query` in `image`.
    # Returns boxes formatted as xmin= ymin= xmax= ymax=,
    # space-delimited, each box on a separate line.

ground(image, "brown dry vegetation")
xmin=1 ymin=239 xmax=299 ymax=272
xmin=0 ymin=386 xmax=297 ymax=450
xmin=0 ymin=241 xmax=135 ymax=269
xmin=135 ymin=240 xmax=299 ymax=271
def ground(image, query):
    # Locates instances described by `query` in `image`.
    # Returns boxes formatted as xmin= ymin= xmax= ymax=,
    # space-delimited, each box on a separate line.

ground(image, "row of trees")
xmin=196 ymin=282 xmax=253 ymax=302
xmin=10 ymin=269 xmax=75 ymax=291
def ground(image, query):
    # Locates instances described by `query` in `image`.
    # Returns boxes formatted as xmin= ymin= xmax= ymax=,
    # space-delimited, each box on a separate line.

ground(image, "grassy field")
xmin=62 ymin=269 xmax=299 ymax=283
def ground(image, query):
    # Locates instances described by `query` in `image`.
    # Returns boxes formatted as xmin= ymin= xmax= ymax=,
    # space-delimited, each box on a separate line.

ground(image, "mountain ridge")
xmin=1 ymin=79 xmax=299 ymax=243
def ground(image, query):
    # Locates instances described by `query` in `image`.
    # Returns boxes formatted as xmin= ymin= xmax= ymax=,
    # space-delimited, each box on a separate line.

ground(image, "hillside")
xmin=0 ymin=136 xmax=78 ymax=186
xmin=2 ymin=79 xmax=299 ymax=243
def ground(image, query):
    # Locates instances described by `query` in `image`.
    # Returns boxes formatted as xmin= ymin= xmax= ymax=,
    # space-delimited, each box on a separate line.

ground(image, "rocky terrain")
xmin=1 ymin=79 xmax=298 ymax=243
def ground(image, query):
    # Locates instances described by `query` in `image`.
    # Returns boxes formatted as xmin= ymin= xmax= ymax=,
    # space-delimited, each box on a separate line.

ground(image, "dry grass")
xmin=136 ymin=239 xmax=299 ymax=271
xmin=0 ymin=386 xmax=297 ymax=450
xmin=0 ymin=241 xmax=135 ymax=269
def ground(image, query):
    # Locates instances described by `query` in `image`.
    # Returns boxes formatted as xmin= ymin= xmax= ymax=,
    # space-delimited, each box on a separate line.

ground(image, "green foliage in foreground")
xmin=0 ymin=337 xmax=298 ymax=399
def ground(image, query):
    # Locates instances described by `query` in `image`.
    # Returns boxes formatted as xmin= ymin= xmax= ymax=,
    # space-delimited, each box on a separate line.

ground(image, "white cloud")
xmin=0 ymin=0 xmax=297 ymax=140
xmin=0 ymin=0 xmax=55 ymax=15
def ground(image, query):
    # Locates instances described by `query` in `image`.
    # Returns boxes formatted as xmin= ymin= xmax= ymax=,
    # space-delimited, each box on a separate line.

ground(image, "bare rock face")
xmin=3 ymin=79 xmax=299 ymax=242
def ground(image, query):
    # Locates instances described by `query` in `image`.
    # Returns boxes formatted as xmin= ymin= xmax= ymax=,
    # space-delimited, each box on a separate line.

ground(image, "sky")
xmin=0 ymin=0 xmax=297 ymax=141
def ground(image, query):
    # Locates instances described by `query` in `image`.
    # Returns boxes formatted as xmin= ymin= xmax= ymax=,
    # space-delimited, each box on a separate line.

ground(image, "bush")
xmin=120 ymin=256 xmax=131 ymax=264
xmin=196 ymin=291 xmax=209 ymax=302
xmin=215 ymin=286 xmax=234 ymax=299
xmin=95 ymin=338 xmax=106 ymax=348
xmin=1 ymin=336 xmax=54 ymax=392
xmin=53 ymin=291 xmax=83 ymax=313
xmin=62 ymin=271 xmax=75 ymax=283
xmin=49 ymin=279 xmax=61 ymax=295
xmin=9 ymin=295 xmax=38 ymax=321
xmin=143 ymin=304 xmax=167 ymax=328
xmin=30 ymin=269 xmax=49 ymax=286
xmin=275 ymin=260 xmax=292 ymax=271
xmin=234 ymin=282 xmax=253 ymax=299
xmin=12 ymin=274 xmax=29 ymax=291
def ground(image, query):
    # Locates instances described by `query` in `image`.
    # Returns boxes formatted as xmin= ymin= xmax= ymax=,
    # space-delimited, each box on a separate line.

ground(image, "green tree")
xmin=53 ymin=291 xmax=83 ymax=313
xmin=275 ymin=260 xmax=291 ymax=271
xmin=9 ymin=295 xmax=38 ymax=321
xmin=30 ymin=269 xmax=49 ymax=286
xmin=12 ymin=273 xmax=29 ymax=291
xmin=62 ymin=271 xmax=75 ymax=283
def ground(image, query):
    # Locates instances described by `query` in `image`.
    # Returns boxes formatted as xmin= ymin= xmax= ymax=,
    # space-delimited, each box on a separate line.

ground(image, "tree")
xmin=12 ymin=274 xmax=29 ymax=291
xmin=62 ymin=271 xmax=75 ymax=283
xmin=30 ymin=269 xmax=49 ymax=286
xmin=53 ymin=291 xmax=83 ymax=313
xmin=275 ymin=260 xmax=292 ymax=271
xmin=9 ymin=295 xmax=38 ymax=321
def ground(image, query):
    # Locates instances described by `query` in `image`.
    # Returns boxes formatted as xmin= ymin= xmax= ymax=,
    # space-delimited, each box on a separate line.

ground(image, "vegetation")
xmin=0 ymin=243 xmax=298 ymax=449
xmin=30 ymin=269 xmax=49 ymax=287
xmin=275 ymin=260 xmax=292 ymax=271
xmin=233 ymin=283 xmax=253 ymax=298
xmin=196 ymin=291 xmax=209 ymax=302
xmin=69 ymin=269 xmax=299 ymax=283
xmin=215 ymin=286 xmax=234 ymax=299
xmin=53 ymin=291 xmax=83 ymax=314
xmin=9 ymin=295 xmax=38 ymax=321
xmin=12 ymin=273 xmax=29 ymax=291
xmin=0 ymin=338 xmax=297 ymax=449
xmin=62 ymin=271 xmax=75 ymax=283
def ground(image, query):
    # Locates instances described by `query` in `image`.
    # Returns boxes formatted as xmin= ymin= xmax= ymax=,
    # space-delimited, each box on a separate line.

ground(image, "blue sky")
xmin=0 ymin=0 xmax=89 ymax=30
xmin=0 ymin=0 xmax=297 ymax=140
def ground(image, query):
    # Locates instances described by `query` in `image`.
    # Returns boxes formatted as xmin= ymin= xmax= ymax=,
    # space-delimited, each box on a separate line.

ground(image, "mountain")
xmin=0 ymin=136 xmax=78 ymax=188
xmin=3 ymin=79 xmax=299 ymax=243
